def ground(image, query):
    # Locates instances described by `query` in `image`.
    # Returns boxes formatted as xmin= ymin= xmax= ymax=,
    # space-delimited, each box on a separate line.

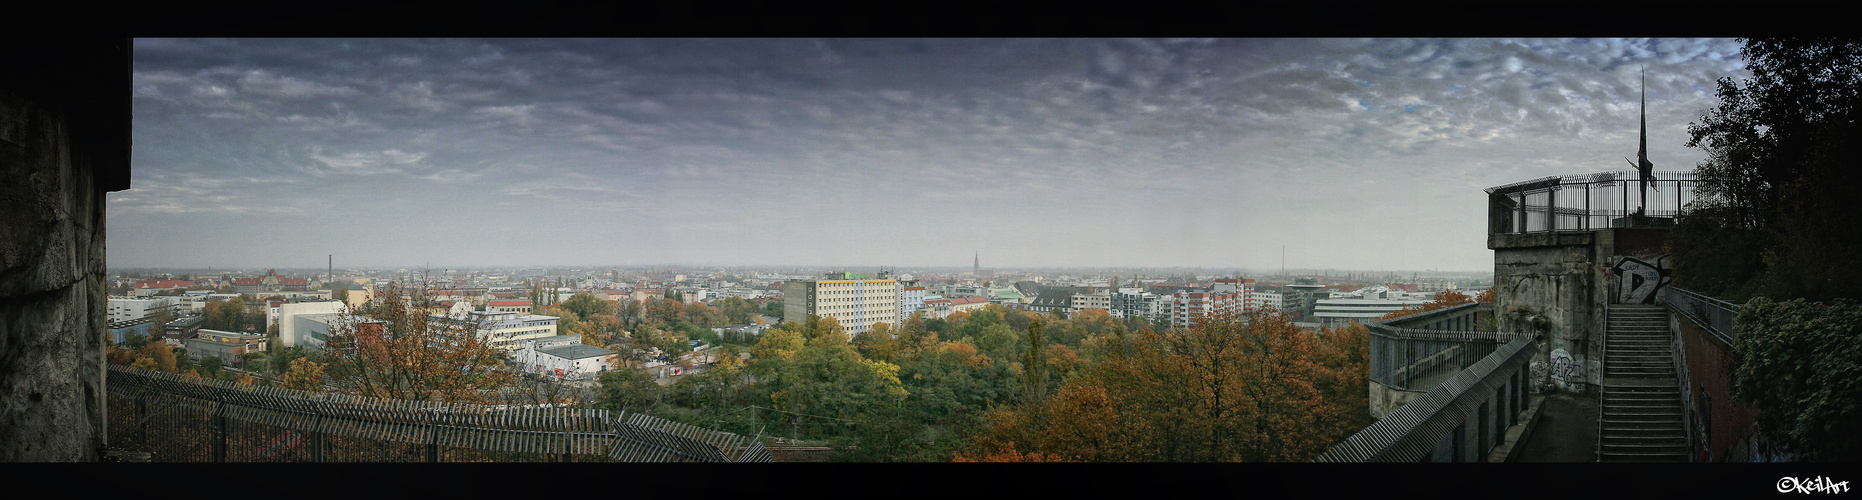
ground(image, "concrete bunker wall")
xmin=0 ymin=40 xmax=131 ymax=461
xmin=1490 ymin=231 xmax=1608 ymax=394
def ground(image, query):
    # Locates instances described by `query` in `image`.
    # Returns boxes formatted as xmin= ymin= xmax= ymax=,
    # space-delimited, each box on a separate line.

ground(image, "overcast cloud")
xmin=113 ymin=38 xmax=1748 ymax=272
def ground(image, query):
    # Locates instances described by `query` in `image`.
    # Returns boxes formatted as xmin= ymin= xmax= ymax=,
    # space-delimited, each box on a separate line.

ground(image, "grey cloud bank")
xmin=114 ymin=38 xmax=1748 ymax=271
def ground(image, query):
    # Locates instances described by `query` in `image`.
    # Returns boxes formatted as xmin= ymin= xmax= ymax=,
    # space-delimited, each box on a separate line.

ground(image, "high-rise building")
xmin=1169 ymin=290 xmax=1242 ymax=330
xmin=783 ymin=272 xmax=900 ymax=338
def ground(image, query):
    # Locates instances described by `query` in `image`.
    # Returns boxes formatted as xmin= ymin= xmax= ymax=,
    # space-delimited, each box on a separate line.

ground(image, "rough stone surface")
xmin=0 ymin=86 xmax=107 ymax=461
xmin=1490 ymin=230 xmax=1614 ymax=394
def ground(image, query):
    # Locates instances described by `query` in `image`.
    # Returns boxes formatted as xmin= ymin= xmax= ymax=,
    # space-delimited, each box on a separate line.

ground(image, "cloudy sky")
xmin=115 ymin=38 xmax=1749 ymax=272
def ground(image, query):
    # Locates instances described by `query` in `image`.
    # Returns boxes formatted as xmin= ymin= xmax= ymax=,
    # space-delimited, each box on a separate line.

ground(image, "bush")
xmin=1732 ymin=298 xmax=1862 ymax=461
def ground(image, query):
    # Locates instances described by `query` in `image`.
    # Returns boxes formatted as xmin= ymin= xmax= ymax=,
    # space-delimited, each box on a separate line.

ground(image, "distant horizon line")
xmin=108 ymin=264 xmax=1494 ymax=275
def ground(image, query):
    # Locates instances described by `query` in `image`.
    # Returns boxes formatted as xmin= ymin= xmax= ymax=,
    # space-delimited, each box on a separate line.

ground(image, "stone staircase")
xmin=1598 ymin=304 xmax=1688 ymax=462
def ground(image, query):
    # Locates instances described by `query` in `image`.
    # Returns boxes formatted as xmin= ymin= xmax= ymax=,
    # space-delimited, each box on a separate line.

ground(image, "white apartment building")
xmin=1070 ymin=288 xmax=1112 ymax=316
xmin=897 ymin=286 xmax=927 ymax=324
xmin=783 ymin=274 xmax=900 ymax=338
xmin=108 ymin=297 xmax=178 ymax=323
xmin=1212 ymin=278 xmax=1257 ymax=313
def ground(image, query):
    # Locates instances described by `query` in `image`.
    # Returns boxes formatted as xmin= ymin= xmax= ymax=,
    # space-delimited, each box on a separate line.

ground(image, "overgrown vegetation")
xmin=1730 ymin=298 xmax=1862 ymax=461
xmin=1676 ymin=38 xmax=1862 ymax=303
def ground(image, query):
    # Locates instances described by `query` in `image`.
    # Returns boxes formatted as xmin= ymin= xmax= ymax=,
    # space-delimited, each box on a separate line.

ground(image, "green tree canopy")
xmin=1679 ymin=38 xmax=1862 ymax=302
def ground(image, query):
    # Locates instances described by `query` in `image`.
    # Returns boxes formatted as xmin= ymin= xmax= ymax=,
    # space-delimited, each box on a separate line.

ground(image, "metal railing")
xmin=1317 ymin=334 xmax=1537 ymax=462
xmin=1662 ymin=286 xmax=1737 ymax=347
xmin=1322 ymin=301 xmax=1536 ymax=461
xmin=1367 ymin=302 xmax=1504 ymax=391
xmin=1486 ymin=170 xmax=1699 ymax=235
xmin=105 ymin=364 xmax=774 ymax=462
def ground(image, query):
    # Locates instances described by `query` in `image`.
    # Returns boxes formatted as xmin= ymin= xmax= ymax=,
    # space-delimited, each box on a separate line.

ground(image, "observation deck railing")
xmin=1319 ymin=302 xmax=1537 ymax=462
xmin=1486 ymin=170 xmax=1699 ymax=235
xmin=104 ymin=364 xmax=774 ymax=462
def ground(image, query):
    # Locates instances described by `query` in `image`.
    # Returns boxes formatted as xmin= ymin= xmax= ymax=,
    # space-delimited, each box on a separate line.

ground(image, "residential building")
xmin=782 ymin=273 xmax=900 ymax=338
xmin=1110 ymin=287 xmax=1158 ymax=320
xmin=948 ymin=297 xmax=991 ymax=316
xmin=487 ymin=299 xmax=533 ymax=314
xmin=1212 ymin=278 xmax=1257 ymax=313
xmin=897 ymin=286 xmax=927 ymax=324
xmin=1070 ymin=288 xmax=1112 ymax=316
xmin=1169 ymin=290 xmax=1242 ymax=330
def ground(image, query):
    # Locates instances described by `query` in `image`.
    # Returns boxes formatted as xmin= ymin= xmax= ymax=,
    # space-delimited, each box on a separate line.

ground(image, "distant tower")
xmin=974 ymin=251 xmax=979 ymax=275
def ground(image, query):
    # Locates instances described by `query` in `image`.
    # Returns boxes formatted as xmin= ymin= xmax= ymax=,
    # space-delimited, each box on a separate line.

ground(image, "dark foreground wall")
xmin=0 ymin=39 xmax=130 ymax=461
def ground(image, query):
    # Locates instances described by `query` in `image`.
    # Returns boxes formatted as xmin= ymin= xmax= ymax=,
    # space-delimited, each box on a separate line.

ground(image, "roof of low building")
xmin=540 ymin=344 xmax=615 ymax=360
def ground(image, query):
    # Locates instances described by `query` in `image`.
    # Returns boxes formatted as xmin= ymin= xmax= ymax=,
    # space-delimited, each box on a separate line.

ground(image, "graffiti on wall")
xmin=1610 ymin=254 xmax=1673 ymax=304
xmin=1694 ymin=386 xmax=1713 ymax=462
xmin=1549 ymin=348 xmax=1581 ymax=390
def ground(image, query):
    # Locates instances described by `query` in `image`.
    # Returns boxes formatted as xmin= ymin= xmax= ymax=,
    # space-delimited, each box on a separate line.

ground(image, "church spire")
xmin=973 ymin=251 xmax=979 ymax=274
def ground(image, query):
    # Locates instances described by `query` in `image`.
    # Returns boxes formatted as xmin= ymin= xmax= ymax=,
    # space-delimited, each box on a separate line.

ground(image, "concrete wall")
xmin=0 ymin=40 xmax=130 ymax=461
xmin=1490 ymin=228 xmax=1673 ymax=394
xmin=1490 ymin=231 xmax=1610 ymax=393
xmin=1672 ymin=306 xmax=1760 ymax=461
xmin=0 ymin=39 xmax=130 ymax=461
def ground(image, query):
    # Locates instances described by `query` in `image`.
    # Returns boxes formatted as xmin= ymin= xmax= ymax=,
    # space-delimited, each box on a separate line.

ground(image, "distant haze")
xmin=115 ymin=38 xmax=1747 ymax=271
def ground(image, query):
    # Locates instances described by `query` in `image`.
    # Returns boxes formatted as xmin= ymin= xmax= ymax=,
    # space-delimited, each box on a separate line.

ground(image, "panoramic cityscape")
xmin=3 ymin=38 xmax=1858 ymax=479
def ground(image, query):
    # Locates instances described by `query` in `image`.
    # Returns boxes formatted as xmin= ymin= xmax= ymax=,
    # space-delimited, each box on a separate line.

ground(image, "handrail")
xmin=1662 ymin=286 xmax=1738 ymax=347
xmin=1316 ymin=333 xmax=1536 ymax=462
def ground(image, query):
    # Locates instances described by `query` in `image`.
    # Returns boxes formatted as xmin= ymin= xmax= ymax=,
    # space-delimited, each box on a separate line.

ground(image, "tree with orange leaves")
xmin=958 ymin=308 xmax=1359 ymax=462
xmin=316 ymin=282 xmax=516 ymax=403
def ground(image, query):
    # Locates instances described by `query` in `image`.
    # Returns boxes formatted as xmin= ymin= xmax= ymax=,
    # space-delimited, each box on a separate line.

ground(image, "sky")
xmin=114 ymin=38 xmax=1750 ymax=272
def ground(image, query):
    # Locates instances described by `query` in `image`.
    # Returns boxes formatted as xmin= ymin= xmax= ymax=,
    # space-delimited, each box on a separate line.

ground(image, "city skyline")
xmin=116 ymin=38 xmax=1748 ymax=270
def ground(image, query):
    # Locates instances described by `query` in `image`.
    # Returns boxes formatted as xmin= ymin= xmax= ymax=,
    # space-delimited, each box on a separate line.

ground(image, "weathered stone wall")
xmin=1490 ymin=231 xmax=1611 ymax=394
xmin=0 ymin=87 xmax=108 ymax=461
xmin=0 ymin=39 xmax=129 ymax=462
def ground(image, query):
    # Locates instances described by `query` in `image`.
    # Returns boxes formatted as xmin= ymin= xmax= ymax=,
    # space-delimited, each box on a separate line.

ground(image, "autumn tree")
xmin=316 ymin=282 xmax=516 ymax=403
xmin=596 ymin=367 xmax=665 ymax=414
xmin=280 ymin=357 xmax=324 ymax=391
xmin=959 ymin=309 xmax=1354 ymax=462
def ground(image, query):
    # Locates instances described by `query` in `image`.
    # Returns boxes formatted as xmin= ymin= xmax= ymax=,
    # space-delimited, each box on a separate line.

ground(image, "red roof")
xmin=279 ymin=277 xmax=308 ymax=285
xmin=233 ymin=278 xmax=262 ymax=285
xmin=135 ymin=280 xmax=195 ymax=289
xmin=488 ymin=300 xmax=531 ymax=307
xmin=950 ymin=297 xmax=989 ymax=305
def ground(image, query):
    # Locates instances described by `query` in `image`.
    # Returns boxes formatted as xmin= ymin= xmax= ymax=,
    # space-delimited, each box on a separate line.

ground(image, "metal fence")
xmin=1486 ymin=170 xmax=1699 ymax=235
xmin=1317 ymin=335 xmax=1537 ymax=462
xmin=105 ymin=364 xmax=773 ymax=462
xmin=1367 ymin=303 xmax=1506 ymax=391
xmin=1322 ymin=301 xmax=1537 ymax=462
xmin=1661 ymin=286 xmax=1738 ymax=347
